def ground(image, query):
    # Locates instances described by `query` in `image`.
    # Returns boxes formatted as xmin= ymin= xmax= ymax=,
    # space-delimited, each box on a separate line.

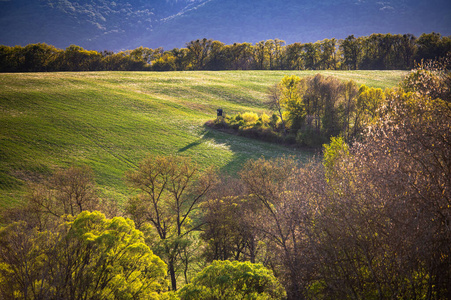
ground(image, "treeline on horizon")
xmin=1 ymin=32 xmax=450 ymax=72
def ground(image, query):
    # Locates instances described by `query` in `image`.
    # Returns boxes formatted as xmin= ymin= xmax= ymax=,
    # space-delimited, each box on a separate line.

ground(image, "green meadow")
xmin=0 ymin=70 xmax=407 ymax=205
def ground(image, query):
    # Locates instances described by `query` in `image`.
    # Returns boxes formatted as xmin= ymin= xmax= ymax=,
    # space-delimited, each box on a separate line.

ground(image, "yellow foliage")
xmin=260 ymin=113 xmax=270 ymax=124
xmin=241 ymin=112 xmax=259 ymax=124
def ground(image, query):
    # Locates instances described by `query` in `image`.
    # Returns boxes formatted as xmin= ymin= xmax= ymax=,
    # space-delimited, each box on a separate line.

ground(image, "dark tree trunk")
xmin=169 ymin=260 xmax=177 ymax=291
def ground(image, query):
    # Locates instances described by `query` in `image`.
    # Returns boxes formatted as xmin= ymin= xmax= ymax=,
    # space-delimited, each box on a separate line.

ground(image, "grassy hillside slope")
xmin=0 ymin=70 xmax=407 ymax=206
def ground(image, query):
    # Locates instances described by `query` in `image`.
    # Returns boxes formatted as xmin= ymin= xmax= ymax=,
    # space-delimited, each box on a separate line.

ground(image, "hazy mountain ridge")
xmin=0 ymin=0 xmax=450 ymax=51
xmin=149 ymin=0 xmax=451 ymax=49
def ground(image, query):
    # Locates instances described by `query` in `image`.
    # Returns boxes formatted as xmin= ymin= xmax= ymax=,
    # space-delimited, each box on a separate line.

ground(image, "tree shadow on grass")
xmin=178 ymin=140 xmax=203 ymax=153
xmin=177 ymin=126 xmax=313 ymax=176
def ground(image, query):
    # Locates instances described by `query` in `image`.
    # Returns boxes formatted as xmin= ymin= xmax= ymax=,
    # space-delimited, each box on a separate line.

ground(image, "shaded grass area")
xmin=0 ymin=70 xmax=407 ymax=206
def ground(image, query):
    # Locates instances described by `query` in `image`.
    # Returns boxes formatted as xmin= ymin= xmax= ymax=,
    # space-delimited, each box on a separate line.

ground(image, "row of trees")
xmin=271 ymin=73 xmax=392 ymax=146
xmin=1 ymin=32 xmax=450 ymax=72
xmin=0 ymin=62 xmax=450 ymax=299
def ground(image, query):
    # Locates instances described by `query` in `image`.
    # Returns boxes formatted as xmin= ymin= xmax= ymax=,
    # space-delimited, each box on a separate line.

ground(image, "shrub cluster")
xmin=206 ymin=112 xmax=290 ymax=145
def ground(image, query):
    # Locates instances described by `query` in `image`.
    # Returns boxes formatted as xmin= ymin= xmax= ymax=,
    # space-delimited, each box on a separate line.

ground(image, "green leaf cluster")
xmin=0 ymin=211 xmax=168 ymax=299
xmin=178 ymin=260 xmax=285 ymax=300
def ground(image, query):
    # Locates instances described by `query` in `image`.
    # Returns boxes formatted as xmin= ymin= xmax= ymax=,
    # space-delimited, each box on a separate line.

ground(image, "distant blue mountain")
xmin=0 ymin=0 xmax=450 ymax=51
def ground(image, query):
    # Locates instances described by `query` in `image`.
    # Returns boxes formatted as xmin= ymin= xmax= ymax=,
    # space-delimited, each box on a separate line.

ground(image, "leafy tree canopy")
xmin=0 ymin=211 xmax=168 ymax=299
xmin=178 ymin=260 xmax=286 ymax=300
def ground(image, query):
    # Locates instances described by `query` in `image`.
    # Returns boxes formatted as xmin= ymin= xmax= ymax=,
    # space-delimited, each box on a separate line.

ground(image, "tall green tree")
xmin=302 ymin=42 xmax=320 ymax=70
xmin=394 ymin=34 xmax=417 ymax=69
xmin=186 ymin=38 xmax=213 ymax=70
xmin=280 ymin=75 xmax=306 ymax=133
xmin=204 ymin=40 xmax=226 ymax=70
xmin=228 ymin=42 xmax=254 ymax=70
xmin=170 ymin=47 xmax=190 ymax=71
xmin=125 ymin=155 xmax=217 ymax=291
xmin=340 ymin=35 xmax=361 ymax=70
xmin=267 ymin=75 xmax=306 ymax=135
xmin=354 ymin=85 xmax=385 ymax=136
xmin=253 ymin=41 xmax=267 ymax=70
xmin=319 ymin=38 xmax=338 ymax=70
xmin=285 ymin=42 xmax=304 ymax=70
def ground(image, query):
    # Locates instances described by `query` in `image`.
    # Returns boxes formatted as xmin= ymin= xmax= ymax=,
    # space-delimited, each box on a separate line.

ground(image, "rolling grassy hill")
xmin=0 ymin=70 xmax=407 ymax=206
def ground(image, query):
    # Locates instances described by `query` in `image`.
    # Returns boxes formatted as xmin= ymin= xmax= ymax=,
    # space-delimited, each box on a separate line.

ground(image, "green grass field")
xmin=0 ymin=70 xmax=407 ymax=206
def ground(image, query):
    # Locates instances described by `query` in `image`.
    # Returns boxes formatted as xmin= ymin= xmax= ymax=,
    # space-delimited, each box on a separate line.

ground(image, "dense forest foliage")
xmin=1 ymin=32 xmax=450 ymax=72
xmin=0 ymin=61 xmax=450 ymax=299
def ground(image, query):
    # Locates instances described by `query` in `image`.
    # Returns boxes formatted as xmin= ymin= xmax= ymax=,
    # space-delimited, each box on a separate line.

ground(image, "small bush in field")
xmin=260 ymin=113 xmax=270 ymax=125
xmin=241 ymin=112 xmax=259 ymax=124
